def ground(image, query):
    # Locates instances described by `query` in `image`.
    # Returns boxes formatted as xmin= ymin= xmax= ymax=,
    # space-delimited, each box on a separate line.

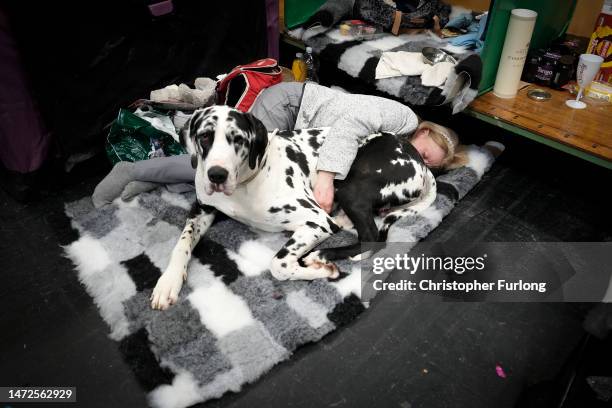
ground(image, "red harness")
xmin=216 ymin=58 xmax=283 ymax=112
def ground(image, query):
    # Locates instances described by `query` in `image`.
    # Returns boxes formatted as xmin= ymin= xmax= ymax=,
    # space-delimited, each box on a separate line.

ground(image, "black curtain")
xmin=3 ymin=0 xmax=267 ymax=157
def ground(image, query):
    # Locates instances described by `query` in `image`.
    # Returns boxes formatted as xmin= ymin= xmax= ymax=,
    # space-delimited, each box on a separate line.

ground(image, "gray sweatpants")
xmin=133 ymin=82 xmax=304 ymax=184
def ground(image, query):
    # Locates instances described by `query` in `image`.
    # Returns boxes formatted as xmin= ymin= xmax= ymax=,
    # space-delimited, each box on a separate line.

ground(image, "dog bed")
xmin=64 ymin=144 xmax=498 ymax=408
xmin=300 ymin=29 xmax=482 ymax=114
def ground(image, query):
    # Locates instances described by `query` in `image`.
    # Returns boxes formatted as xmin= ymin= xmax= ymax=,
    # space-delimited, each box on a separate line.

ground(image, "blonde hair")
xmin=414 ymin=121 xmax=468 ymax=170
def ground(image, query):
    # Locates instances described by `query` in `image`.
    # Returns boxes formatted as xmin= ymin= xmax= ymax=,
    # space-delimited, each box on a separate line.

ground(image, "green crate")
xmin=284 ymin=0 xmax=327 ymax=29
xmin=479 ymin=0 xmax=577 ymax=92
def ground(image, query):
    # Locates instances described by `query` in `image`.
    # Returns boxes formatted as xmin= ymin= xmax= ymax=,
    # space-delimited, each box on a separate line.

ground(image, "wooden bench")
xmin=466 ymin=84 xmax=612 ymax=169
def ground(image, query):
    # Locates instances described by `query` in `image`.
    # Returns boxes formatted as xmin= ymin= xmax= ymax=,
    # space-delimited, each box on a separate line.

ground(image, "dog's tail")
xmin=378 ymin=166 xmax=437 ymax=242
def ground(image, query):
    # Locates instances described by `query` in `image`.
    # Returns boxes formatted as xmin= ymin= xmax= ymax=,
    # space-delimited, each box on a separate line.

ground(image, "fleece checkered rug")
xmin=64 ymin=145 xmax=496 ymax=408
xmin=303 ymin=29 xmax=481 ymax=113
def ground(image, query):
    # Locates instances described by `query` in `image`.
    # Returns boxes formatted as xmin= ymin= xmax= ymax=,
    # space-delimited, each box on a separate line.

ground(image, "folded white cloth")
xmin=421 ymin=61 xmax=455 ymax=87
xmin=376 ymin=51 xmax=455 ymax=87
xmin=375 ymin=51 xmax=428 ymax=79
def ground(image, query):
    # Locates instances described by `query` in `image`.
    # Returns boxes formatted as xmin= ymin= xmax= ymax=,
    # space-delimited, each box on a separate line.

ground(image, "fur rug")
xmin=295 ymin=29 xmax=481 ymax=113
xmin=64 ymin=145 xmax=497 ymax=408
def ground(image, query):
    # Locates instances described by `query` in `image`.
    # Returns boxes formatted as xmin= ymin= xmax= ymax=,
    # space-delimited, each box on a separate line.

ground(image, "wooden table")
xmin=466 ymin=84 xmax=612 ymax=169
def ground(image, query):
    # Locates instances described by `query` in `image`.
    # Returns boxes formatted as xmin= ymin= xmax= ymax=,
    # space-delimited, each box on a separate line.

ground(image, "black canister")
xmin=550 ymin=55 xmax=575 ymax=89
xmin=535 ymin=50 xmax=562 ymax=86
xmin=558 ymin=38 xmax=581 ymax=60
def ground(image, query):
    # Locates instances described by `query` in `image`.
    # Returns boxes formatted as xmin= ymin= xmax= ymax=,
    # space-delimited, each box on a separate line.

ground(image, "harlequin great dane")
xmin=151 ymin=105 xmax=436 ymax=310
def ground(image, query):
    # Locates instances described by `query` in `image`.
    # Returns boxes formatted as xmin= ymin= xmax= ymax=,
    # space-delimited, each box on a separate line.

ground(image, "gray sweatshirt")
xmin=295 ymin=83 xmax=419 ymax=180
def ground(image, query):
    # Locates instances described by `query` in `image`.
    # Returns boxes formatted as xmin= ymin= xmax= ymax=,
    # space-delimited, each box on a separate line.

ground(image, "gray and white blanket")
xmin=301 ymin=28 xmax=482 ymax=113
xmin=64 ymin=145 xmax=496 ymax=408
xmin=289 ymin=0 xmax=481 ymax=113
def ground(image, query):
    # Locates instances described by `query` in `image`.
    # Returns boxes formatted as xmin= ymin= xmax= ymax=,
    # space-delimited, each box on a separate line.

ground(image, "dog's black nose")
xmin=208 ymin=166 xmax=228 ymax=184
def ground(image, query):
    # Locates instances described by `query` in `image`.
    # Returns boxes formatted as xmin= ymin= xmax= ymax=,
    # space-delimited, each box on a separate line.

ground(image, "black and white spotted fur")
xmin=151 ymin=105 xmax=436 ymax=310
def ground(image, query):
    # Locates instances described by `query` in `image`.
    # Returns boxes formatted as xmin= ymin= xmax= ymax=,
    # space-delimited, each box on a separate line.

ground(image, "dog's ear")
xmin=179 ymin=112 xmax=200 ymax=169
xmin=245 ymin=113 xmax=268 ymax=169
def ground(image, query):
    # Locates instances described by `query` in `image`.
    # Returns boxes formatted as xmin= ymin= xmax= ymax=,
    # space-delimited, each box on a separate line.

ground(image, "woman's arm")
xmin=378 ymin=99 xmax=419 ymax=136
xmin=316 ymin=115 xmax=369 ymax=181
xmin=313 ymin=170 xmax=336 ymax=214
xmin=313 ymin=115 xmax=369 ymax=212
xmin=317 ymin=97 xmax=418 ymax=179
xmin=302 ymin=86 xmax=418 ymax=212
xmin=314 ymin=109 xmax=383 ymax=212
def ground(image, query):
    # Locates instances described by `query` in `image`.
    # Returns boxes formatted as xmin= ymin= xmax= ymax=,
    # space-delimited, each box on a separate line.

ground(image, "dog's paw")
xmin=150 ymin=269 xmax=185 ymax=310
xmin=303 ymin=250 xmax=325 ymax=265
xmin=303 ymin=251 xmax=339 ymax=279
xmin=325 ymin=263 xmax=340 ymax=279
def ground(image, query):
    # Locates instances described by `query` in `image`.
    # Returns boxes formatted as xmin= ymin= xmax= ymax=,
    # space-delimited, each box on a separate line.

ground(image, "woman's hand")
xmin=314 ymin=171 xmax=335 ymax=213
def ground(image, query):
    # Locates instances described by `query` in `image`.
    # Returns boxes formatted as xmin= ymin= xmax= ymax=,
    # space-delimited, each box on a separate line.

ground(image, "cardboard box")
xmin=587 ymin=10 xmax=612 ymax=84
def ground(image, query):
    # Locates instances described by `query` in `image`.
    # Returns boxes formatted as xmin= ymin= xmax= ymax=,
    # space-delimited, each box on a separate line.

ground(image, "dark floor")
xmin=0 ymin=117 xmax=610 ymax=408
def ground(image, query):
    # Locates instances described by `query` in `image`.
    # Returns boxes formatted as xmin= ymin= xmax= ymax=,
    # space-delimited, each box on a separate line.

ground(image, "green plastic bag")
xmin=105 ymin=109 xmax=185 ymax=165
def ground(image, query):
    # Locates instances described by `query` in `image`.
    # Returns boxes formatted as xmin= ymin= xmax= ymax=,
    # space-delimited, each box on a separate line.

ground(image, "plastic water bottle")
xmin=304 ymin=47 xmax=318 ymax=83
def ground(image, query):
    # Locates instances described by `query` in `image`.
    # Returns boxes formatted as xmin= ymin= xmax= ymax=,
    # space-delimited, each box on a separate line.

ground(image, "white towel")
xmin=421 ymin=61 xmax=455 ymax=87
xmin=375 ymin=51 xmax=427 ymax=79
xmin=376 ymin=51 xmax=455 ymax=87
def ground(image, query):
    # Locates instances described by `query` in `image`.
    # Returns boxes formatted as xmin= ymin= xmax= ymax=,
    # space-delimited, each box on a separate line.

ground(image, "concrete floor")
xmin=0 ymin=118 xmax=610 ymax=408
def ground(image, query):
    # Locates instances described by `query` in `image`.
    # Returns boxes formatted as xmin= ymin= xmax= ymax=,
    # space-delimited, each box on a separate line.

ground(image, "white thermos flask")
xmin=493 ymin=9 xmax=538 ymax=98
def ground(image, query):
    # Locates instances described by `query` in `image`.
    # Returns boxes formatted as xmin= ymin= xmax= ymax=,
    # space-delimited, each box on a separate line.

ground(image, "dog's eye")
xmin=197 ymin=132 xmax=214 ymax=153
xmin=199 ymin=131 xmax=214 ymax=145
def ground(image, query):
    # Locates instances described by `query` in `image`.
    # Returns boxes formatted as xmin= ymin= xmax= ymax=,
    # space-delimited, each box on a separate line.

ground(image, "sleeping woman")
xmin=93 ymin=82 xmax=468 ymax=212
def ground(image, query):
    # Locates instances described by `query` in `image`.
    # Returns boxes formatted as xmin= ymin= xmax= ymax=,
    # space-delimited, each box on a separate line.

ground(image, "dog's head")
xmin=180 ymin=106 xmax=268 ymax=195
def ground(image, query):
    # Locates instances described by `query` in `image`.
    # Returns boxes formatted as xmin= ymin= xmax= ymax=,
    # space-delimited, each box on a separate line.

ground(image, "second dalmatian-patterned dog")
xmin=151 ymin=105 xmax=436 ymax=310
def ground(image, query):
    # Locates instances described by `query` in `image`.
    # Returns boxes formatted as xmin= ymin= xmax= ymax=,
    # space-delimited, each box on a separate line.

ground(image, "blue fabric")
xmin=449 ymin=13 xmax=487 ymax=53
xmin=445 ymin=12 xmax=473 ymax=30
